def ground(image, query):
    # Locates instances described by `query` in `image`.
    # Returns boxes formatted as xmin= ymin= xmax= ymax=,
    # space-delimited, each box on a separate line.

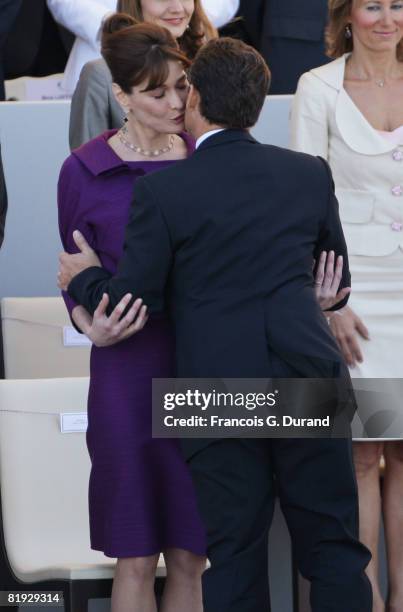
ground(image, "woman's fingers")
xmin=329 ymin=254 xmax=343 ymax=294
xmin=93 ymin=293 xmax=110 ymax=318
xmin=72 ymin=229 xmax=93 ymax=255
xmin=132 ymin=305 xmax=148 ymax=331
xmin=332 ymin=286 xmax=351 ymax=306
xmin=314 ymin=250 xmax=327 ymax=288
xmin=117 ymin=307 xmax=149 ymax=340
xmin=116 ymin=297 xmax=142 ymax=327
xmin=348 ymin=330 xmax=363 ymax=363
xmin=322 ymin=250 xmax=335 ymax=292
xmin=355 ymin=316 xmax=370 ymax=340
xmin=107 ymin=294 xmax=137 ymax=326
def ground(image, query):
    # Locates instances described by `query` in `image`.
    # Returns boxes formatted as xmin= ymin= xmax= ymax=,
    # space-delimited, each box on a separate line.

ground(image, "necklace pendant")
xmin=376 ymin=79 xmax=385 ymax=88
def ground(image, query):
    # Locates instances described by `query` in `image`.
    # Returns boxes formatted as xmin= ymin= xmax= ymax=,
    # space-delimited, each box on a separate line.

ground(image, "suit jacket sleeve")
xmin=0 ymin=0 xmax=22 ymax=99
xmin=290 ymin=71 xmax=329 ymax=158
xmin=315 ymin=157 xmax=350 ymax=311
xmin=69 ymin=60 xmax=111 ymax=150
xmin=68 ymin=176 xmax=173 ymax=315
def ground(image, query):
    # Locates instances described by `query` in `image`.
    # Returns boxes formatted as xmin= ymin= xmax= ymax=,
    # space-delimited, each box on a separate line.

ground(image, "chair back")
xmin=1 ymin=297 xmax=90 ymax=379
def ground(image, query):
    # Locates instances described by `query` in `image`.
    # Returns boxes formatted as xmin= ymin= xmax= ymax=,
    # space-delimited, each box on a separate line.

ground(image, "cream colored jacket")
xmin=290 ymin=54 xmax=403 ymax=257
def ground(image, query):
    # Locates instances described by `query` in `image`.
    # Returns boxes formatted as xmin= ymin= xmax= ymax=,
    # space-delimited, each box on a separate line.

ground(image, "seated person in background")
xmin=60 ymin=0 xmax=237 ymax=148
xmin=236 ymin=0 xmax=330 ymax=94
xmin=0 ymin=0 xmax=22 ymax=99
xmin=47 ymin=0 xmax=115 ymax=96
xmin=68 ymin=0 xmax=217 ymax=149
xmin=3 ymin=0 xmax=73 ymax=87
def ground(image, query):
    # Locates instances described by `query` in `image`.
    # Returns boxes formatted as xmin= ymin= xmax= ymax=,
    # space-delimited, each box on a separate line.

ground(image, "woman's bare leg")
xmin=353 ymin=441 xmax=385 ymax=612
xmin=383 ymin=441 xmax=403 ymax=612
xmin=160 ymin=548 xmax=206 ymax=612
xmin=111 ymin=554 xmax=159 ymax=612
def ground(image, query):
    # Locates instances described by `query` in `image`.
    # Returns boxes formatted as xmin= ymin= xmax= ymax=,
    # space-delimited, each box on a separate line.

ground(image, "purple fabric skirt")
xmin=86 ymin=317 xmax=206 ymax=558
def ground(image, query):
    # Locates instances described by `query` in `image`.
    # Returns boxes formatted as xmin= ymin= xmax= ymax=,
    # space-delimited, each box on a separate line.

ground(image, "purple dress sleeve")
xmin=57 ymin=155 xmax=96 ymax=325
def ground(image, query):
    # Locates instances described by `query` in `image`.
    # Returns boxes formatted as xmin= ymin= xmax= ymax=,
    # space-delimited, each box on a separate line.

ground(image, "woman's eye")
xmin=153 ymin=93 xmax=165 ymax=99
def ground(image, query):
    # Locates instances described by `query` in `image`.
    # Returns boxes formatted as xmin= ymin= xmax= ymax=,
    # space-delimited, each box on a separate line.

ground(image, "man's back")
xmin=134 ymin=129 xmax=349 ymax=378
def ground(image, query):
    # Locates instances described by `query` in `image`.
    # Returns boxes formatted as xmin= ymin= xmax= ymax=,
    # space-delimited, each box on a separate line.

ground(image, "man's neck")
xmin=192 ymin=123 xmax=226 ymax=143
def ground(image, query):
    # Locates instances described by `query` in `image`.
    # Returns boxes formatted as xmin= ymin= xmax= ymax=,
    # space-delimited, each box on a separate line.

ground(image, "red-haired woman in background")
xmin=291 ymin=2 xmax=403 ymax=610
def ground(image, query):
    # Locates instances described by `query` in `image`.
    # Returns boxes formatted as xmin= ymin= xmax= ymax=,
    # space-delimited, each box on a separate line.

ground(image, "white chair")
xmin=0 ymin=377 xmax=166 ymax=611
xmin=1 ymin=297 xmax=90 ymax=379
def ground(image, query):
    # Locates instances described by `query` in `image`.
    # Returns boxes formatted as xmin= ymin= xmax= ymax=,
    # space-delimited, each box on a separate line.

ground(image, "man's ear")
xmin=112 ymin=82 xmax=130 ymax=114
xmin=186 ymin=84 xmax=200 ymax=111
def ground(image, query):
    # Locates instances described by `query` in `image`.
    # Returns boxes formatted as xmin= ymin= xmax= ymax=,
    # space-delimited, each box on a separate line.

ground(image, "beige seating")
xmin=0 ymin=377 xmax=166 ymax=611
xmin=1 ymin=297 xmax=91 ymax=378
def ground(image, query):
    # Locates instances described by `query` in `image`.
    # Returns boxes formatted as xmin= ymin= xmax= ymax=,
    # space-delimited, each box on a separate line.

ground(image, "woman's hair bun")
xmin=102 ymin=12 xmax=139 ymax=36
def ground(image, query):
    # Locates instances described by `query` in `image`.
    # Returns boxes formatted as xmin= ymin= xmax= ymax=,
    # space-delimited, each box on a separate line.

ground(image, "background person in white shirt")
xmin=67 ymin=0 xmax=225 ymax=149
xmin=47 ymin=0 xmax=239 ymax=96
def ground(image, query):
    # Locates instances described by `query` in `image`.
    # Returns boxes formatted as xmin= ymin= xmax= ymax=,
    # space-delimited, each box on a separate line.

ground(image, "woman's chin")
xmin=165 ymin=24 xmax=188 ymax=39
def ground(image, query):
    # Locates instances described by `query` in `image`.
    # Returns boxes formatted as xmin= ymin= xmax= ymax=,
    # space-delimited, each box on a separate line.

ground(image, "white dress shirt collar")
xmin=195 ymin=129 xmax=226 ymax=149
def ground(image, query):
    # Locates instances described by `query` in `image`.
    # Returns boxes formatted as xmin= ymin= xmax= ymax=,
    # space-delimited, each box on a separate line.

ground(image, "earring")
xmin=345 ymin=24 xmax=352 ymax=39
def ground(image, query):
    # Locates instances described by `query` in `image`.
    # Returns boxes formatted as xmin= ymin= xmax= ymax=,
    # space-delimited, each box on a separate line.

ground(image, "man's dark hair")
xmin=188 ymin=37 xmax=270 ymax=129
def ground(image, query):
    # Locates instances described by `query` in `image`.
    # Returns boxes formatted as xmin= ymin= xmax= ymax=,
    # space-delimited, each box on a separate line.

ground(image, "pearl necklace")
xmin=118 ymin=124 xmax=174 ymax=157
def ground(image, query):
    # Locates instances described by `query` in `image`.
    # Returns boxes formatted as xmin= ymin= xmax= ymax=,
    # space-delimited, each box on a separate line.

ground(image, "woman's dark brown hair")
xmin=117 ymin=0 xmax=217 ymax=59
xmin=101 ymin=13 xmax=191 ymax=93
xmin=326 ymin=0 xmax=403 ymax=60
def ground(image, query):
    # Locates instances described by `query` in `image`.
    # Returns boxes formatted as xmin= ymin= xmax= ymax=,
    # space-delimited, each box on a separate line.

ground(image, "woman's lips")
xmin=374 ymin=30 xmax=398 ymax=36
xmin=163 ymin=17 xmax=185 ymax=26
xmin=172 ymin=113 xmax=185 ymax=124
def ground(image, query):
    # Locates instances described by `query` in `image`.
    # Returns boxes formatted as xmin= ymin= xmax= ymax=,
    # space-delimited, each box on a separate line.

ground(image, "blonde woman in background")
xmin=290 ymin=1 xmax=403 ymax=610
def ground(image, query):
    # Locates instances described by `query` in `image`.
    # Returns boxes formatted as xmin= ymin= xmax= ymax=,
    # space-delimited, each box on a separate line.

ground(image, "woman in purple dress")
xmin=58 ymin=15 xmax=207 ymax=612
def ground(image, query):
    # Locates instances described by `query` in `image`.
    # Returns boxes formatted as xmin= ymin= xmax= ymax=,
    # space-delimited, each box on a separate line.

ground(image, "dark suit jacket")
xmin=69 ymin=129 xmax=349 ymax=376
xmin=238 ymin=0 xmax=330 ymax=93
xmin=3 ymin=0 xmax=73 ymax=84
xmin=0 ymin=0 xmax=22 ymax=99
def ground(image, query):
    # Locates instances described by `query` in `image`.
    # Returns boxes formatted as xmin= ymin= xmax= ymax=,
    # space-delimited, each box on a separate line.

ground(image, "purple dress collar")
xmin=73 ymin=129 xmax=195 ymax=176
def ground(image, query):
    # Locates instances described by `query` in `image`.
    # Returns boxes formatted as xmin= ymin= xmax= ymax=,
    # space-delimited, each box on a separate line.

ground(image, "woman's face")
xmin=125 ymin=60 xmax=189 ymax=133
xmin=350 ymin=0 xmax=403 ymax=52
xmin=140 ymin=0 xmax=195 ymax=38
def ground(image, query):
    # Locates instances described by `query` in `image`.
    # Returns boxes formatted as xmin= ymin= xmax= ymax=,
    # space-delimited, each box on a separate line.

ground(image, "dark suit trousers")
xmin=187 ymin=357 xmax=372 ymax=611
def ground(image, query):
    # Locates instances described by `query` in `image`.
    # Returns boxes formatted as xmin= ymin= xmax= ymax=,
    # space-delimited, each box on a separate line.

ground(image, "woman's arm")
xmin=46 ymin=0 xmax=114 ymax=49
xmin=57 ymin=156 xmax=97 ymax=328
xmin=291 ymin=74 xmax=371 ymax=365
xmin=201 ymin=0 xmax=240 ymax=28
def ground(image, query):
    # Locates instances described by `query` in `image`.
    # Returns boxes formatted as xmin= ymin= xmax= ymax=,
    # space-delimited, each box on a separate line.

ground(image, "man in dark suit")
xmin=237 ymin=0 xmax=330 ymax=94
xmin=59 ymin=38 xmax=372 ymax=611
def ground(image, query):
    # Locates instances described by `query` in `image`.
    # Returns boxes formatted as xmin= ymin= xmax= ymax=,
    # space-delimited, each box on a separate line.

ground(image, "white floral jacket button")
xmin=391 ymin=185 xmax=403 ymax=196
